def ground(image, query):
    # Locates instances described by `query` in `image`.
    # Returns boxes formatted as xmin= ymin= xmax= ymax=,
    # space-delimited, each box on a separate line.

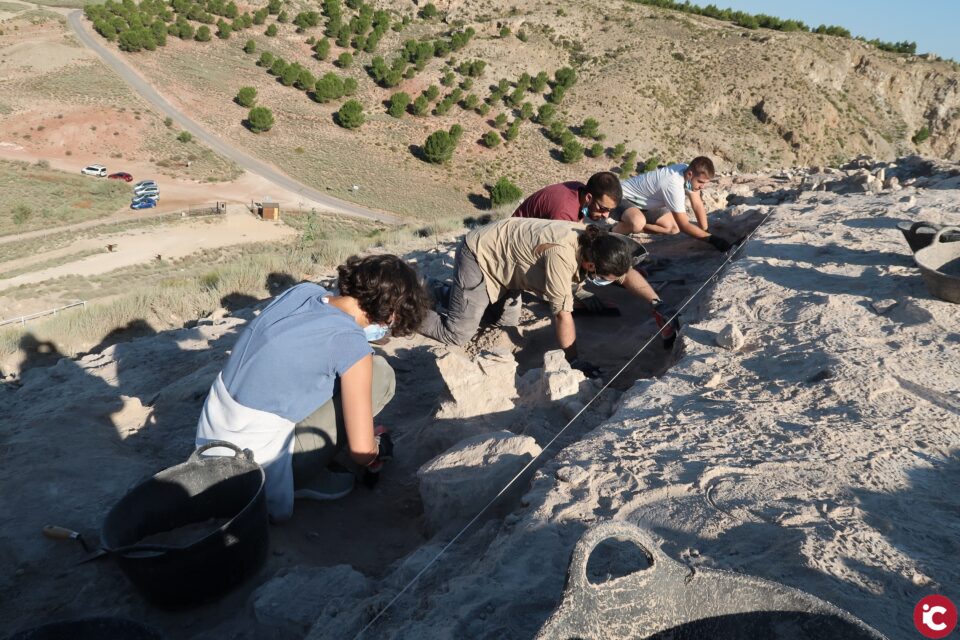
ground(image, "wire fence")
xmin=0 ymin=301 xmax=86 ymax=327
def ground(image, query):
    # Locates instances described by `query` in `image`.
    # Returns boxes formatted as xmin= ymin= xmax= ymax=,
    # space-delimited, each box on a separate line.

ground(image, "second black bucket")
xmin=537 ymin=521 xmax=888 ymax=640
xmin=101 ymin=441 xmax=269 ymax=608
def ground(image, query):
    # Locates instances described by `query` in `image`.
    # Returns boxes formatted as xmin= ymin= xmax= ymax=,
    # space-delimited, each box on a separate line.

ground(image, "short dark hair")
xmin=577 ymin=225 xmax=631 ymax=277
xmin=585 ymin=171 xmax=622 ymax=204
xmin=688 ymin=156 xmax=715 ymax=178
xmin=337 ymin=254 xmax=430 ymax=337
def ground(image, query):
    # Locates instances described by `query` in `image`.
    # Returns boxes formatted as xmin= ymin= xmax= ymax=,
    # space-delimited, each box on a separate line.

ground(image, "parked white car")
xmin=81 ymin=164 xmax=107 ymax=177
xmin=134 ymin=186 xmax=160 ymax=198
xmin=133 ymin=179 xmax=157 ymax=189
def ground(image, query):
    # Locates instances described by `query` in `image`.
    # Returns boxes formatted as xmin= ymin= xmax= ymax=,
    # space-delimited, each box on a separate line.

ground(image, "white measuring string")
xmin=354 ymin=209 xmax=776 ymax=638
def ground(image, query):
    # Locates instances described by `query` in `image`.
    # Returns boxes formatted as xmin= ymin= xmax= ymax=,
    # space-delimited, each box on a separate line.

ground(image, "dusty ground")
xmin=0 ymin=206 xmax=296 ymax=293
xmin=6 ymin=158 xmax=957 ymax=639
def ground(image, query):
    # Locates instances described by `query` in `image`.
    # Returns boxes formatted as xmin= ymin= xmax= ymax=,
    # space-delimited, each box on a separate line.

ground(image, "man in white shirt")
xmin=611 ymin=156 xmax=733 ymax=251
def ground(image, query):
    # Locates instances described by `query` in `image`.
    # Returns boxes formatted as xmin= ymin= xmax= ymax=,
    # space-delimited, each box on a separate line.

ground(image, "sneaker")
xmin=294 ymin=469 xmax=355 ymax=501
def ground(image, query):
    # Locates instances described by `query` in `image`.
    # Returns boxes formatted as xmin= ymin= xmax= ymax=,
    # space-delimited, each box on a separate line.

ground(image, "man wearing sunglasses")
xmin=512 ymin=171 xmax=622 ymax=223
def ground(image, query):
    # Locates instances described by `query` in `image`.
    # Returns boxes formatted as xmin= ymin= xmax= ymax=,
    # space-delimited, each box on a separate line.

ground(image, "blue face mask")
xmin=684 ymin=179 xmax=693 ymax=191
xmin=580 ymin=205 xmax=589 ymax=219
xmin=587 ymin=274 xmax=614 ymax=287
xmin=364 ymin=323 xmax=389 ymax=342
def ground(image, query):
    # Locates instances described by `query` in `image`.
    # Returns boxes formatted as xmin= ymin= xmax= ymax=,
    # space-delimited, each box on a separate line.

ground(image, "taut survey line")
xmin=353 ymin=207 xmax=777 ymax=638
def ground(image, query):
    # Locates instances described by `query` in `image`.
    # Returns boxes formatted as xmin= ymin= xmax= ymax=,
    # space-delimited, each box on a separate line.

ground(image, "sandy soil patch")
xmin=0 ymin=206 xmax=296 ymax=292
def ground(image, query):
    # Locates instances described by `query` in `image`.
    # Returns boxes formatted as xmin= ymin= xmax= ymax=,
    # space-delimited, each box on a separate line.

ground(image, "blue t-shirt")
xmin=221 ymin=282 xmax=372 ymax=422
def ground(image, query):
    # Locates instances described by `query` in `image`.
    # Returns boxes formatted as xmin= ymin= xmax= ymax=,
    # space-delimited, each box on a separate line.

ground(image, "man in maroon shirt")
xmin=513 ymin=171 xmax=622 ymax=223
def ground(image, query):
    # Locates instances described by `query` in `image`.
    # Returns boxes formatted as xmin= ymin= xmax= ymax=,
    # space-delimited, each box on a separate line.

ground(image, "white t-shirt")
xmin=620 ymin=163 xmax=689 ymax=213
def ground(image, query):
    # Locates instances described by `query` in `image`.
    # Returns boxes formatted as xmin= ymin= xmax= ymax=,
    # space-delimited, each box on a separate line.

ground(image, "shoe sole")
xmin=293 ymin=486 xmax=353 ymax=501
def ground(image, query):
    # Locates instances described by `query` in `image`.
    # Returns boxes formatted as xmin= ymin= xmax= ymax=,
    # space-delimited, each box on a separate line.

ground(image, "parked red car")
xmin=108 ymin=172 xmax=133 ymax=182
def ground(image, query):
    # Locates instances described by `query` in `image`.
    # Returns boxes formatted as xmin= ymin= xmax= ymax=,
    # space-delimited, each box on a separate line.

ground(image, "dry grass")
xmin=0 ymin=209 xmax=472 ymax=368
xmin=0 ymin=160 xmax=130 ymax=235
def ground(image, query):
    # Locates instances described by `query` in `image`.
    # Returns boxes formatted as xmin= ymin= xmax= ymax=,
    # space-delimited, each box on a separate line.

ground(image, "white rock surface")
xmin=435 ymin=348 xmax=517 ymax=418
xmin=254 ymin=565 xmax=374 ymax=638
xmin=417 ymin=430 xmax=541 ymax=533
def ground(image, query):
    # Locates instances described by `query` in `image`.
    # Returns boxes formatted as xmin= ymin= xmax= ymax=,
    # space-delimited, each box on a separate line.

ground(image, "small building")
xmin=257 ymin=202 xmax=280 ymax=221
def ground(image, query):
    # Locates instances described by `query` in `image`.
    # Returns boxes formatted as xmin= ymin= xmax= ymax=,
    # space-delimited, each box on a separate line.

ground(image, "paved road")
xmin=66 ymin=11 xmax=398 ymax=224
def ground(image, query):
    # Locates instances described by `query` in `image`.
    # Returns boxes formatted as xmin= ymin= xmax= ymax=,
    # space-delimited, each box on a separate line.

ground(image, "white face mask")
xmin=363 ymin=323 xmax=390 ymax=342
xmin=587 ymin=274 xmax=614 ymax=287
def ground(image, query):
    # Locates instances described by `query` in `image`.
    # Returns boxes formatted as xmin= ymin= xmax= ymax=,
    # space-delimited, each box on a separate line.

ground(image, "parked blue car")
xmin=131 ymin=198 xmax=157 ymax=210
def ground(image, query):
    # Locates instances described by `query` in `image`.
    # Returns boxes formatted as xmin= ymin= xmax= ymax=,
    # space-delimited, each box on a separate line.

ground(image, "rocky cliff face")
xmin=440 ymin=0 xmax=960 ymax=171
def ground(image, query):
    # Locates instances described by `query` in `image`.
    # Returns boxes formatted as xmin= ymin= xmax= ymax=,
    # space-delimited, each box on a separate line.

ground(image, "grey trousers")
xmin=290 ymin=355 xmax=395 ymax=487
xmin=419 ymin=243 xmax=520 ymax=346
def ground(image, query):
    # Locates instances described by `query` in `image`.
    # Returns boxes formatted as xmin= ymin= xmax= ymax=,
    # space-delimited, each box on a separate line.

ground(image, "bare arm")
xmin=339 ymin=354 xmax=379 ymax=466
xmin=554 ymin=310 xmax=577 ymax=360
xmin=620 ymin=266 xmax=659 ymax=304
xmin=688 ymin=190 xmax=709 ymax=231
xmin=673 ymin=210 xmax=711 ymax=240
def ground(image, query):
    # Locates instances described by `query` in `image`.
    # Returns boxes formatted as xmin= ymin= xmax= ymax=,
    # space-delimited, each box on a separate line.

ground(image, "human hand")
xmin=651 ymin=300 xmax=682 ymax=349
xmin=705 ymin=234 xmax=733 ymax=252
xmin=574 ymin=288 xmax=606 ymax=313
xmin=568 ymin=357 xmax=603 ymax=379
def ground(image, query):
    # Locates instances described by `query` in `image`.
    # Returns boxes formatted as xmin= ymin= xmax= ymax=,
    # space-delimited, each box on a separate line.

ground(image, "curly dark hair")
xmin=577 ymin=225 xmax=631 ymax=277
xmin=337 ymin=254 xmax=430 ymax=337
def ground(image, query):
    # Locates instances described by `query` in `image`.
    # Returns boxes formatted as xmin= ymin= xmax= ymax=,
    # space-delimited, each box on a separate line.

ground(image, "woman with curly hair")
xmin=196 ymin=254 xmax=429 ymax=522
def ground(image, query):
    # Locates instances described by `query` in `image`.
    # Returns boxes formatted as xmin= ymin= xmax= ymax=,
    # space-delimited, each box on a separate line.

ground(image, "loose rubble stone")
xmin=417 ymin=430 xmax=541 ymax=533
xmin=716 ymin=324 xmax=745 ymax=351
xmin=871 ymin=299 xmax=898 ymax=315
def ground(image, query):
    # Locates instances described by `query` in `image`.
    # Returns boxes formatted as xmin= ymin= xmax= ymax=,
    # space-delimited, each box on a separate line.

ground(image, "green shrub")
xmin=265 ymin=24 xmax=277 ymax=36
xmin=536 ymin=103 xmax=556 ymax=124
xmin=580 ymin=117 xmax=600 ymax=139
xmin=336 ymin=100 xmax=365 ymax=129
xmin=314 ymin=72 xmax=344 ymax=102
xmin=499 ymin=25 xmax=510 ymax=37
xmin=12 ymin=204 xmax=32 ymax=225
xmin=237 ymin=86 xmax=257 ymax=107
xmin=388 ymin=91 xmax=410 ymax=117
xmin=343 ymin=77 xmax=357 ymax=96
xmin=314 ymin=37 xmax=330 ymax=59
xmin=258 ymin=51 xmax=274 ymax=67
xmin=503 ymin=120 xmax=520 ymax=141
xmin=561 ymin=140 xmax=584 ymax=163
xmin=483 ymin=130 xmax=501 ymax=148
xmin=419 ymin=3 xmax=437 ymax=18
xmin=449 ymin=124 xmax=463 ymax=142
xmin=337 ymin=52 xmax=353 ymax=68
xmin=589 ymin=142 xmax=604 ymax=158
xmin=610 ymin=142 xmax=626 ymax=158
xmin=490 ymin=177 xmax=522 ymax=207
xmin=412 ymin=95 xmax=430 ymax=116
xmin=243 ymin=39 xmax=255 ymax=53
xmin=164 ymin=117 xmax=173 ymax=127
xmin=494 ymin=113 xmax=508 ymax=128
xmin=247 ymin=106 xmax=274 ymax=133
xmin=195 ymin=25 xmax=211 ymax=41
xmin=642 ymin=156 xmax=659 ymax=173
xmin=177 ymin=131 xmax=193 ymax=143
xmin=216 ymin=20 xmax=231 ymax=39
xmin=519 ymin=102 xmax=534 ymax=120
xmin=425 ymin=85 xmax=440 ymax=101
xmin=423 ymin=129 xmax=456 ymax=163
xmin=912 ymin=126 xmax=930 ymax=144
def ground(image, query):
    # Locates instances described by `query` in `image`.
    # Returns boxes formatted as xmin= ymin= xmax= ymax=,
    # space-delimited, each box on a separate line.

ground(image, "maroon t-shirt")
xmin=512 ymin=181 xmax=584 ymax=222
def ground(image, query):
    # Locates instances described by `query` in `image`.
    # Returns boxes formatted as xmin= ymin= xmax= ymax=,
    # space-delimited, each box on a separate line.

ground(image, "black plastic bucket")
xmin=101 ymin=441 xmax=268 ymax=608
xmin=5 ymin=617 xmax=161 ymax=640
